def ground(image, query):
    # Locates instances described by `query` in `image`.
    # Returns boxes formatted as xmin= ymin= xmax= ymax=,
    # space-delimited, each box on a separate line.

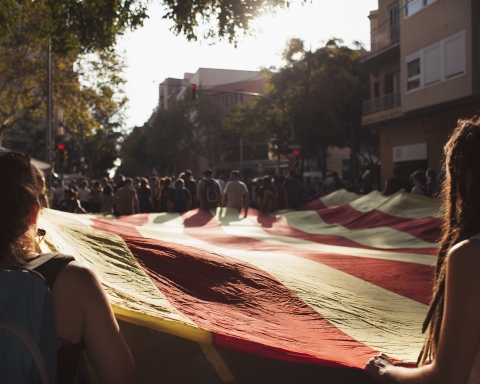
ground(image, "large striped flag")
xmin=38 ymin=190 xmax=440 ymax=370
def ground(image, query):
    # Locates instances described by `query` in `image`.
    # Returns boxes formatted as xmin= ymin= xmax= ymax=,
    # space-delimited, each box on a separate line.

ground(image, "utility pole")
xmin=350 ymin=107 xmax=356 ymax=179
xmin=46 ymin=42 xmax=53 ymax=187
xmin=239 ymin=136 xmax=244 ymax=178
xmin=301 ymin=49 xmax=312 ymax=176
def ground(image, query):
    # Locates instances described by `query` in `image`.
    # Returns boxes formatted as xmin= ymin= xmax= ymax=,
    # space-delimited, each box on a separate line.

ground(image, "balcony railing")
xmin=362 ymin=92 xmax=401 ymax=115
xmin=368 ymin=24 xmax=400 ymax=54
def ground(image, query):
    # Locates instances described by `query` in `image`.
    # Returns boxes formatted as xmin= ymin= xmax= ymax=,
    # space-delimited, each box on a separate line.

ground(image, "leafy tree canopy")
xmin=0 ymin=0 xmax=292 ymax=53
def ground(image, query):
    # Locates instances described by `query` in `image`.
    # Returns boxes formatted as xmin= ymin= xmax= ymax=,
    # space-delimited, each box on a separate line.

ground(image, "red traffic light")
xmin=57 ymin=143 xmax=65 ymax=150
xmin=293 ymin=149 xmax=301 ymax=156
xmin=190 ymin=83 xmax=197 ymax=100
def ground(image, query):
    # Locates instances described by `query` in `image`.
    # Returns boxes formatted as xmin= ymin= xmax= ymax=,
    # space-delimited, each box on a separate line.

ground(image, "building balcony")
xmin=362 ymin=92 xmax=401 ymax=115
xmin=360 ymin=24 xmax=400 ymax=73
xmin=370 ymin=24 xmax=399 ymax=53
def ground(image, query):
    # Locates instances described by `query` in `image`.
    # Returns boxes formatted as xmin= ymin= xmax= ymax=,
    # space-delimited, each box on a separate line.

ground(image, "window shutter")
xmin=445 ymin=35 xmax=465 ymax=78
xmin=424 ymin=45 xmax=441 ymax=85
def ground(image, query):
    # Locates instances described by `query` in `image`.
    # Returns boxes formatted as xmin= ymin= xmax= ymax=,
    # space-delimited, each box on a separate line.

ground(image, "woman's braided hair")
xmin=0 ymin=153 xmax=38 ymax=268
xmin=418 ymin=117 xmax=480 ymax=365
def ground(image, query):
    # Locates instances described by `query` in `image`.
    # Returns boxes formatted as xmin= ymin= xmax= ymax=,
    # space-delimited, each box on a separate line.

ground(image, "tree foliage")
xmin=249 ymin=38 xmax=374 ymax=177
xmin=0 ymin=7 xmax=127 ymax=176
xmin=0 ymin=0 xmax=292 ymax=51
xmin=0 ymin=0 xmax=148 ymax=55
xmin=119 ymin=97 xmax=195 ymax=176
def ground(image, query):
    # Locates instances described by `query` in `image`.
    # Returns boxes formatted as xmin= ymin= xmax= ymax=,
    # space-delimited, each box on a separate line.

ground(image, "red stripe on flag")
xmin=91 ymin=216 xmax=146 ymax=237
xmin=247 ymin=210 xmax=437 ymax=255
xmin=123 ymin=235 xmax=379 ymax=368
xmin=182 ymin=210 xmax=434 ymax=305
xmin=116 ymin=214 xmax=150 ymax=227
xmin=311 ymin=205 xmax=441 ymax=243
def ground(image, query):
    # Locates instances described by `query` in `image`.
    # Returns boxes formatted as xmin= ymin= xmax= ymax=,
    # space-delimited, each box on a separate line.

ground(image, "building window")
xmin=404 ymin=0 xmax=436 ymax=18
xmin=424 ymin=44 xmax=441 ymax=85
xmin=405 ymin=0 xmax=421 ymax=17
xmin=406 ymin=58 xmax=421 ymax=90
xmin=404 ymin=30 xmax=465 ymax=93
xmin=445 ymin=33 xmax=465 ymax=78
xmin=389 ymin=3 xmax=400 ymax=42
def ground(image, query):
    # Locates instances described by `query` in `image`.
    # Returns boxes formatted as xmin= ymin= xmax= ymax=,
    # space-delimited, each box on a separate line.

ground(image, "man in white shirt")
xmin=78 ymin=180 xmax=91 ymax=211
xmin=221 ymin=170 xmax=250 ymax=216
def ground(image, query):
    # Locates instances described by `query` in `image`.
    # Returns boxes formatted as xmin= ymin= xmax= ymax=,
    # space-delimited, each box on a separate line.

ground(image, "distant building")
xmin=360 ymin=0 xmax=480 ymax=185
xmin=159 ymin=77 xmax=189 ymax=110
xmin=151 ymin=68 xmax=284 ymax=178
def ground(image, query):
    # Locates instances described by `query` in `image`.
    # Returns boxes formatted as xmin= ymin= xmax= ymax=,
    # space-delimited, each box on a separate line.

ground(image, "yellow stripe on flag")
xmin=38 ymin=209 xmax=212 ymax=344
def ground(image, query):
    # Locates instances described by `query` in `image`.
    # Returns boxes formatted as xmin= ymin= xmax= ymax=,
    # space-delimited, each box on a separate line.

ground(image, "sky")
xmin=117 ymin=0 xmax=378 ymax=129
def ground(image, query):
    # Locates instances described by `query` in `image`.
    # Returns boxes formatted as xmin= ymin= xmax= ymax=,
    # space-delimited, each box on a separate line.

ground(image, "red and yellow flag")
xmin=39 ymin=190 xmax=440 ymax=369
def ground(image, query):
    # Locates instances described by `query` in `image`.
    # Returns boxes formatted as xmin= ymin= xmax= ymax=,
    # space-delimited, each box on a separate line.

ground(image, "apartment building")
xmin=361 ymin=0 xmax=480 ymax=185
xmin=152 ymin=68 xmax=278 ymax=177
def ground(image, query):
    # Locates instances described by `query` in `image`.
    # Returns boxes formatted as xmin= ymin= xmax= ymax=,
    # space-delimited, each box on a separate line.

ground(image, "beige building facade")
xmin=361 ymin=0 xmax=480 ymax=185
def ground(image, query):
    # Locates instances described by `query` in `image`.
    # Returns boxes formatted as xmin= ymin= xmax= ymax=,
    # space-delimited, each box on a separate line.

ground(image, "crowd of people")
xmin=48 ymin=164 xmax=442 ymax=218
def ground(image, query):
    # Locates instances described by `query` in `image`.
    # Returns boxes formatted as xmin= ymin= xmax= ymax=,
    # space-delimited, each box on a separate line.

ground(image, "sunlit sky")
xmin=118 ymin=0 xmax=378 ymax=129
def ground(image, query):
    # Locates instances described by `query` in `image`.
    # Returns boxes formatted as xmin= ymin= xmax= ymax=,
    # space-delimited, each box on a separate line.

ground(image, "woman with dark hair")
xmin=257 ymin=176 xmax=277 ymax=212
xmin=137 ymin=178 xmax=152 ymax=213
xmin=88 ymin=180 xmax=103 ymax=213
xmin=411 ymin=170 xmax=429 ymax=197
xmin=153 ymin=177 xmax=165 ymax=212
xmin=100 ymin=184 xmax=115 ymax=214
xmin=0 ymin=152 xmax=134 ymax=383
xmin=366 ymin=117 xmax=480 ymax=383
xmin=160 ymin=177 xmax=173 ymax=212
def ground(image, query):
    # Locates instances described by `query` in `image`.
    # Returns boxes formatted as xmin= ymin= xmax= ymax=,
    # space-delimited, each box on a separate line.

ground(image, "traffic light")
xmin=190 ymin=84 xmax=197 ymax=100
xmin=294 ymin=149 xmax=301 ymax=168
xmin=57 ymin=143 xmax=68 ymax=167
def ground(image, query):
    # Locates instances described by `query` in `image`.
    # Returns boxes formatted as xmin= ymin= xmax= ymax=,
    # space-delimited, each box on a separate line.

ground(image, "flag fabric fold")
xmin=38 ymin=190 xmax=440 ymax=369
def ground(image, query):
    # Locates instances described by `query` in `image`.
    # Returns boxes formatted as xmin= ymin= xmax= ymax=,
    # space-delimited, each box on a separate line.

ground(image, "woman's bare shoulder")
xmin=448 ymin=237 xmax=480 ymax=268
xmin=55 ymin=260 xmax=100 ymax=289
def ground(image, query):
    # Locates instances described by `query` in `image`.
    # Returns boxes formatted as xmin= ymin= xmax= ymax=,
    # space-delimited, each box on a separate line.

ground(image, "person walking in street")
xmin=167 ymin=179 xmax=192 ymax=213
xmin=411 ymin=170 xmax=429 ymax=197
xmin=366 ymin=117 xmax=480 ymax=384
xmin=137 ymin=178 xmax=152 ymax=213
xmin=382 ymin=165 xmax=413 ymax=195
xmin=114 ymin=178 xmax=139 ymax=216
xmin=159 ymin=177 xmax=173 ymax=212
xmin=58 ymin=189 xmax=88 ymax=214
xmin=426 ymin=168 xmax=438 ymax=197
xmin=197 ymin=169 xmax=222 ymax=210
xmin=153 ymin=178 xmax=164 ymax=212
xmin=54 ymin=179 xmax=67 ymax=209
xmin=88 ymin=181 xmax=103 ymax=213
xmin=78 ymin=180 xmax=91 ymax=212
xmin=100 ymin=184 xmax=115 ymax=214
xmin=221 ymin=170 xmax=250 ymax=216
xmin=182 ymin=170 xmax=197 ymax=209
xmin=257 ymin=175 xmax=276 ymax=212
xmin=275 ymin=175 xmax=287 ymax=210
xmin=283 ymin=170 xmax=306 ymax=209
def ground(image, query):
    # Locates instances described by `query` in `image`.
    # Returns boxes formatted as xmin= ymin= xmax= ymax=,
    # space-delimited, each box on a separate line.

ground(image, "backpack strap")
xmin=0 ymin=321 xmax=52 ymax=384
xmin=23 ymin=253 xmax=75 ymax=290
